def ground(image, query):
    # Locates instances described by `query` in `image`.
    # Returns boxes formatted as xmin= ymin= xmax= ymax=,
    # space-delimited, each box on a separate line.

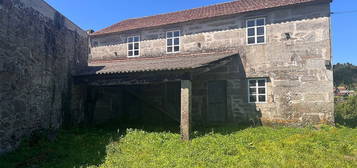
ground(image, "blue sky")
xmin=44 ymin=0 xmax=357 ymax=64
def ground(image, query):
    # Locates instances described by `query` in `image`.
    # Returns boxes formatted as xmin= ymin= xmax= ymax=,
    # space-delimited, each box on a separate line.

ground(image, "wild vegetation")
xmin=334 ymin=63 xmax=357 ymax=88
xmin=335 ymin=95 xmax=357 ymax=128
xmin=0 ymin=125 xmax=356 ymax=168
xmin=334 ymin=63 xmax=357 ymax=127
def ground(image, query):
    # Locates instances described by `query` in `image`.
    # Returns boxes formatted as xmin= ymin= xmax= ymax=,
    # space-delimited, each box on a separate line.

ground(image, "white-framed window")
xmin=127 ymin=36 xmax=140 ymax=57
xmin=246 ymin=18 xmax=266 ymax=45
xmin=166 ymin=30 xmax=180 ymax=53
xmin=92 ymin=41 xmax=99 ymax=47
xmin=248 ymin=78 xmax=267 ymax=103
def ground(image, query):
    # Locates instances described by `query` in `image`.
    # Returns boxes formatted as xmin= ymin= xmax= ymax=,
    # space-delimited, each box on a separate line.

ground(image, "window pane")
xmin=250 ymin=96 xmax=257 ymax=103
xmin=134 ymin=50 xmax=139 ymax=56
xmin=167 ymin=47 xmax=173 ymax=52
xmin=247 ymin=20 xmax=255 ymax=27
xmin=174 ymin=46 xmax=180 ymax=52
xmin=134 ymin=43 xmax=139 ymax=49
xmin=248 ymin=37 xmax=255 ymax=44
xmin=128 ymin=51 xmax=133 ymax=56
xmin=249 ymin=80 xmax=256 ymax=87
xmin=257 ymin=19 xmax=265 ymax=26
xmin=174 ymin=31 xmax=180 ymax=37
xmin=257 ymin=27 xmax=264 ymax=35
xmin=248 ymin=28 xmax=255 ymax=36
xmin=167 ymin=39 xmax=172 ymax=45
xmin=128 ymin=37 xmax=134 ymax=42
xmin=167 ymin=32 xmax=173 ymax=38
xmin=128 ymin=44 xmax=133 ymax=50
xmin=257 ymin=36 xmax=265 ymax=43
xmin=134 ymin=36 xmax=139 ymax=42
xmin=258 ymin=80 xmax=266 ymax=86
xmin=258 ymin=88 xmax=266 ymax=94
xmin=258 ymin=95 xmax=266 ymax=102
xmin=93 ymin=41 xmax=98 ymax=47
xmin=249 ymin=88 xmax=257 ymax=94
xmin=174 ymin=38 xmax=179 ymax=45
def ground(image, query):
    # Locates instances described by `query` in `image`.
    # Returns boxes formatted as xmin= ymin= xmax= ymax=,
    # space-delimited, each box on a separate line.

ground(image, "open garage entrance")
xmin=74 ymin=52 xmax=236 ymax=139
xmin=89 ymin=82 xmax=181 ymax=129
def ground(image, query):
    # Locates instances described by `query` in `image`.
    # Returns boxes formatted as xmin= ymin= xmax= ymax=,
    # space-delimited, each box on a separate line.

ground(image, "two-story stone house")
xmin=75 ymin=0 xmax=334 ymax=139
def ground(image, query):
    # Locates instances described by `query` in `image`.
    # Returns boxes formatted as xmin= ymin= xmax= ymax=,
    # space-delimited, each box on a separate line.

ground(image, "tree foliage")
xmin=334 ymin=63 xmax=357 ymax=87
xmin=335 ymin=95 xmax=357 ymax=128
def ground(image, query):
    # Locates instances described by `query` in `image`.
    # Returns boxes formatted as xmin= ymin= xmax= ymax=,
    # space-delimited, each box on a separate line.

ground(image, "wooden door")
xmin=207 ymin=80 xmax=227 ymax=122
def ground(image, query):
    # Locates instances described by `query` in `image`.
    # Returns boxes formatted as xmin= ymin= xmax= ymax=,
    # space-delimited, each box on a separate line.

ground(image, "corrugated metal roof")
xmin=77 ymin=51 xmax=238 ymax=76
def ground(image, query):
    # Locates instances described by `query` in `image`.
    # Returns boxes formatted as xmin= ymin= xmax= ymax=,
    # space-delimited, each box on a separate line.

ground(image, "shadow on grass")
xmin=0 ymin=126 xmax=120 ymax=168
xmin=0 ymin=120 xmax=252 ymax=168
xmin=335 ymin=116 xmax=357 ymax=128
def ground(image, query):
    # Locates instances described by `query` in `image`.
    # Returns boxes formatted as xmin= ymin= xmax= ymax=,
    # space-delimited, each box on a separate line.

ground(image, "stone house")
xmin=0 ymin=0 xmax=334 ymax=152
xmin=334 ymin=86 xmax=355 ymax=97
xmin=74 ymin=0 xmax=334 ymax=139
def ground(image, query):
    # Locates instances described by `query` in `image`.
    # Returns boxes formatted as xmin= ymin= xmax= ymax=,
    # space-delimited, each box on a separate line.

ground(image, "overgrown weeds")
xmin=1 ymin=125 xmax=356 ymax=168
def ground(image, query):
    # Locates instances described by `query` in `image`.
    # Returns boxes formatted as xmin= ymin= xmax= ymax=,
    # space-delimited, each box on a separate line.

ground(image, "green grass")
xmin=0 ymin=128 xmax=120 ymax=168
xmin=1 ymin=125 xmax=356 ymax=168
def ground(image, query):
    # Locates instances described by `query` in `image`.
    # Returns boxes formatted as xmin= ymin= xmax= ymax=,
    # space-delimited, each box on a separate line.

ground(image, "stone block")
xmin=303 ymin=93 xmax=327 ymax=102
xmin=273 ymin=80 xmax=301 ymax=87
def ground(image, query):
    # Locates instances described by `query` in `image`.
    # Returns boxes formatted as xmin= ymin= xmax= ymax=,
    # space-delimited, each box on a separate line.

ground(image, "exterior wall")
xmin=90 ymin=2 xmax=333 ymax=126
xmin=0 ymin=0 xmax=88 ymax=153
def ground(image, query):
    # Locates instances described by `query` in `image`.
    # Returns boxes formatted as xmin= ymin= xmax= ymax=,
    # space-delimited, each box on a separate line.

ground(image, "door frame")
xmin=206 ymin=80 xmax=228 ymax=123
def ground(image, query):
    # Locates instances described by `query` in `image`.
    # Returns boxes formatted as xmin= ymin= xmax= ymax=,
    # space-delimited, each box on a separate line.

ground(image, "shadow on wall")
xmin=192 ymin=54 xmax=262 ymax=127
xmin=75 ymin=54 xmax=264 ymax=131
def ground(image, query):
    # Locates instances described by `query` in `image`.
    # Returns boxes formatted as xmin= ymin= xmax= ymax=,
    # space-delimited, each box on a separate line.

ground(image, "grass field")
xmin=0 ymin=125 xmax=356 ymax=168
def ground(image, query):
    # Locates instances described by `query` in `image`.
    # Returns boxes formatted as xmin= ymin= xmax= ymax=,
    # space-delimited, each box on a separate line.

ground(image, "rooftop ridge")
xmin=92 ymin=0 xmax=329 ymax=36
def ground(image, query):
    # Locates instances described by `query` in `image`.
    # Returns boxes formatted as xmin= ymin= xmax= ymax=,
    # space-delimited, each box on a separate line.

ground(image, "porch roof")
xmin=77 ymin=51 xmax=238 ymax=76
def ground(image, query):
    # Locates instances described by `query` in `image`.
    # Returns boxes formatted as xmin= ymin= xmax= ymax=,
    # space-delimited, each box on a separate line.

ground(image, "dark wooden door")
xmin=207 ymin=80 xmax=227 ymax=122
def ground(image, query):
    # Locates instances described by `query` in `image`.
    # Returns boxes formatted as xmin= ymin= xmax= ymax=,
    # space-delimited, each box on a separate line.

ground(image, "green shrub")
xmin=335 ymin=95 xmax=357 ymax=128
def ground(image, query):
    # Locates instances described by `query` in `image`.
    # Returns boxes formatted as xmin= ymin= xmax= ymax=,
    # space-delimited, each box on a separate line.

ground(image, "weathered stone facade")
xmin=0 ymin=0 xmax=88 ymax=153
xmin=89 ymin=1 xmax=334 ymax=126
xmin=0 ymin=0 xmax=334 ymax=154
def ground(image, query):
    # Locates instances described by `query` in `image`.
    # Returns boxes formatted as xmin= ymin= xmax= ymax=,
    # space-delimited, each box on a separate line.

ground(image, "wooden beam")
xmin=74 ymin=71 xmax=191 ymax=86
xmin=180 ymin=80 xmax=192 ymax=140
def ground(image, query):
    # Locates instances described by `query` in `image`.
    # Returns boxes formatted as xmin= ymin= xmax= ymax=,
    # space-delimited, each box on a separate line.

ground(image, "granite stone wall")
xmin=0 ymin=0 xmax=88 ymax=154
xmin=89 ymin=1 xmax=334 ymax=126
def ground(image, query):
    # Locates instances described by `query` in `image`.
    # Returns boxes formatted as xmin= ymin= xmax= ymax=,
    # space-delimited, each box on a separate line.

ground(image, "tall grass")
xmin=1 ymin=125 xmax=356 ymax=168
xmin=96 ymin=126 xmax=357 ymax=168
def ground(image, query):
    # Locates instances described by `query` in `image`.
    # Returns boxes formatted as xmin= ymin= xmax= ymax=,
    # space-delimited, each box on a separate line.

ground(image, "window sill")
xmin=166 ymin=51 xmax=181 ymax=54
xmin=248 ymin=102 xmax=268 ymax=104
xmin=127 ymin=55 xmax=140 ymax=58
xmin=246 ymin=42 xmax=267 ymax=46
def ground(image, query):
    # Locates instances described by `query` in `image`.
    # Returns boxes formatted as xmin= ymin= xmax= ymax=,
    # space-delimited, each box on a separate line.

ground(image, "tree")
xmin=333 ymin=63 xmax=357 ymax=88
xmin=335 ymin=95 xmax=357 ymax=128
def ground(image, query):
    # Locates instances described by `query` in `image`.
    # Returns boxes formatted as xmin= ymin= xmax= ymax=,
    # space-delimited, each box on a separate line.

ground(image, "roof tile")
xmin=92 ymin=0 xmax=328 ymax=36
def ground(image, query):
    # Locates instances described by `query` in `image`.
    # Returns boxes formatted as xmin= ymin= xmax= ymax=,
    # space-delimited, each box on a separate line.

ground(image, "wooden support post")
xmin=180 ymin=80 xmax=192 ymax=140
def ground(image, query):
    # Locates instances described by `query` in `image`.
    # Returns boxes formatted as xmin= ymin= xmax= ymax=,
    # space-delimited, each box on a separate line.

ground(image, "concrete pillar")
xmin=180 ymin=80 xmax=192 ymax=140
